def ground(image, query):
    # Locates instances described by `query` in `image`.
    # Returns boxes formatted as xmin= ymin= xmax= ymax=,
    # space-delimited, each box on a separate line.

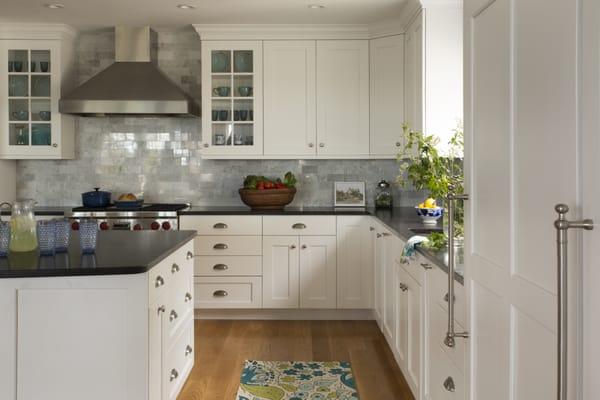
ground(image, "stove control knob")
xmin=99 ymin=222 xmax=109 ymax=231
xmin=162 ymin=221 xmax=171 ymax=231
xmin=133 ymin=224 xmax=142 ymax=231
xmin=151 ymin=222 xmax=160 ymax=230
xmin=71 ymin=221 xmax=80 ymax=231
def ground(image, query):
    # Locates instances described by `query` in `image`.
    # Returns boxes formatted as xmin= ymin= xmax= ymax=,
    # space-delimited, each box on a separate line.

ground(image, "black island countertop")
xmin=0 ymin=230 xmax=196 ymax=278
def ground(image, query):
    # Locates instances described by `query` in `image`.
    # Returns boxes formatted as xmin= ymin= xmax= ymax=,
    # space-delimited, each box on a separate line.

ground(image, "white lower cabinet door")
xmin=263 ymin=236 xmax=300 ymax=308
xmin=299 ymin=236 xmax=337 ymax=309
xmin=149 ymin=300 xmax=165 ymax=400
xmin=395 ymin=265 xmax=408 ymax=368
xmin=428 ymin=346 xmax=465 ymax=400
xmin=403 ymin=268 xmax=423 ymax=398
xmin=383 ymin=234 xmax=401 ymax=343
xmin=374 ymin=226 xmax=385 ymax=328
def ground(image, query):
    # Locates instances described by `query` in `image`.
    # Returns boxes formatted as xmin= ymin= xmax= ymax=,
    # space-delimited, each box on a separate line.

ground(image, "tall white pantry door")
xmin=464 ymin=0 xmax=597 ymax=399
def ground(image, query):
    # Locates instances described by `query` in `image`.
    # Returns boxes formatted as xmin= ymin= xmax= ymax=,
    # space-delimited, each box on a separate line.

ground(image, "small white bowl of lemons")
xmin=415 ymin=198 xmax=443 ymax=225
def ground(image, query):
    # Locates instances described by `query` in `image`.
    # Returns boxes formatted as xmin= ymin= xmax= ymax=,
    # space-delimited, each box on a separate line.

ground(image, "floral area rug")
xmin=236 ymin=360 xmax=360 ymax=400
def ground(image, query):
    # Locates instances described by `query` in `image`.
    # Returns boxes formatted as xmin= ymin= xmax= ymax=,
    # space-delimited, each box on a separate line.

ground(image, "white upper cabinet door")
xmin=370 ymin=35 xmax=405 ymax=157
xmin=262 ymin=236 xmax=299 ymax=308
xmin=336 ymin=216 xmax=373 ymax=309
xmin=299 ymin=236 xmax=337 ymax=309
xmin=404 ymin=12 xmax=424 ymax=134
xmin=316 ymin=40 xmax=370 ymax=156
xmin=264 ymin=41 xmax=316 ymax=157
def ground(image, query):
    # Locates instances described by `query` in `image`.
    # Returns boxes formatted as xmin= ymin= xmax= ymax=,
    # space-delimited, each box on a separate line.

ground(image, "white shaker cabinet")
xmin=370 ymin=35 xmax=405 ymax=157
xmin=383 ymin=232 xmax=402 ymax=345
xmin=263 ymin=41 xmax=316 ymax=157
xmin=299 ymin=236 xmax=337 ymax=309
xmin=404 ymin=12 xmax=424 ymax=134
xmin=316 ymin=40 xmax=370 ymax=156
xmin=263 ymin=235 xmax=300 ymax=308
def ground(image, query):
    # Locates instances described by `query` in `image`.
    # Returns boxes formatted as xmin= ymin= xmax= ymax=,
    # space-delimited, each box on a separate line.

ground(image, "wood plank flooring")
xmin=178 ymin=320 xmax=414 ymax=400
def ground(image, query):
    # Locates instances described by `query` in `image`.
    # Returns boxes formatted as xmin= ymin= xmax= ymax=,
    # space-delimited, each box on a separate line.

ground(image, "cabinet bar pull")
xmin=155 ymin=275 xmax=164 ymax=288
xmin=184 ymin=292 xmax=192 ymax=302
xmin=213 ymin=223 xmax=228 ymax=229
xmin=213 ymin=243 xmax=228 ymax=250
xmin=444 ymin=189 xmax=470 ymax=348
xmin=554 ymin=204 xmax=594 ymax=400
xmin=171 ymin=263 xmax=180 ymax=273
xmin=381 ymin=232 xmax=391 ymax=237
xmin=292 ymin=223 xmax=307 ymax=229
xmin=443 ymin=377 xmax=455 ymax=392
xmin=169 ymin=310 xmax=178 ymax=322
xmin=213 ymin=290 xmax=228 ymax=297
xmin=185 ymin=345 xmax=193 ymax=356
xmin=213 ymin=263 xmax=229 ymax=271
xmin=420 ymin=262 xmax=432 ymax=270
xmin=186 ymin=251 xmax=194 ymax=260
xmin=170 ymin=369 xmax=179 ymax=382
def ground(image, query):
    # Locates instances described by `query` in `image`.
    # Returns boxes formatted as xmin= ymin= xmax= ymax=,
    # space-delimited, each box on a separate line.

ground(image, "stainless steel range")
xmin=66 ymin=204 xmax=188 ymax=231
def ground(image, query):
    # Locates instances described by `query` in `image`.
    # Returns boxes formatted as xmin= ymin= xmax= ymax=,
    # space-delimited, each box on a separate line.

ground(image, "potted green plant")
xmin=396 ymin=123 xmax=465 ymax=248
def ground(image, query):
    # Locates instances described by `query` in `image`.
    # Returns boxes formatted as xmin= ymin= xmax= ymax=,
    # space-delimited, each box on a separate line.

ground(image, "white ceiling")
xmin=0 ymin=0 xmax=407 ymax=30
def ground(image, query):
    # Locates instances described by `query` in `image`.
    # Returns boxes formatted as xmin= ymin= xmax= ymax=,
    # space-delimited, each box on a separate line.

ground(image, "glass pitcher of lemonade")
xmin=9 ymin=200 xmax=38 ymax=252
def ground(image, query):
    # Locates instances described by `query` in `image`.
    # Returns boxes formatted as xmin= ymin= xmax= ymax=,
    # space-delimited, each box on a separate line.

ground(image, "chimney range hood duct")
xmin=59 ymin=27 xmax=200 ymax=117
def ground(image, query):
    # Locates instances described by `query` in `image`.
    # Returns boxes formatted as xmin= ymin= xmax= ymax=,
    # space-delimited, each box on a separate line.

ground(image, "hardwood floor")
xmin=178 ymin=320 xmax=414 ymax=400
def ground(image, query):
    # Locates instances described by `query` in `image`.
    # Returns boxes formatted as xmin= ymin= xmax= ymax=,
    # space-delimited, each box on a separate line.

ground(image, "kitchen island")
xmin=0 ymin=231 xmax=196 ymax=400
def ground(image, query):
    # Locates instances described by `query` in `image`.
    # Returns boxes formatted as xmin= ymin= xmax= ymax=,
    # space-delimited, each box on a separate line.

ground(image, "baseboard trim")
xmin=194 ymin=308 xmax=375 ymax=320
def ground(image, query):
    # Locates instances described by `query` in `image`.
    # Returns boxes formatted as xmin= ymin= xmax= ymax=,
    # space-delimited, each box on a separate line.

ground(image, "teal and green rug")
xmin=236 ymin=360 xmax=359 ymax=400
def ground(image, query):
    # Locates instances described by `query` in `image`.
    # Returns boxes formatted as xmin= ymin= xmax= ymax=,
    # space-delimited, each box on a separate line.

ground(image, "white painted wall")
xmin=0 ymin=160 xmax=16 ymax=203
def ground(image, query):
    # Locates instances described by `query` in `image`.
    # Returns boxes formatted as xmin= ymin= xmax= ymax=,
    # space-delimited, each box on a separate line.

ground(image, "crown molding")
xmin=193 ymin=24 xmax=372 ymax=40
xmin=368 ymin=17 xmax=404 ymax=39
xmin=420 ymin=0 xmax=463 ymax=8
xmin=0 ymin=23 xmax=77 ymax=40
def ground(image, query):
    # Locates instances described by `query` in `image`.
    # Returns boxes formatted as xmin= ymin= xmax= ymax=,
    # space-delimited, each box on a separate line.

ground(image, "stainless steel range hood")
xmin=59 ymin=27 xmax=200 ymax=117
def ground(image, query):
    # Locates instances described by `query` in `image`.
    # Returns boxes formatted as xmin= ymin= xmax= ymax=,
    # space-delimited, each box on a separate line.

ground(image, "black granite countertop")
xmin=0 ymin=231 xmax=196 ymax=278
xmin=179 ymin=206 xmax=372 ymax=215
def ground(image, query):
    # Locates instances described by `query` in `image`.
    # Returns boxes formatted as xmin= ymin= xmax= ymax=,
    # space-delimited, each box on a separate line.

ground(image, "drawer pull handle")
xmin=155 ymin=276 xmax=165 ymax=288
xmin=444 ymin=293 xmax=456 ymax=303
xmin=169 ymin=310 xmax=178 ymax=322
xmin=170 ymin=369 xmax=179 ymax=382
xmin=213 ymin=243 xmax=228 ymax=250
xmin=292 ymin=223 xmax=307 ymax=229
xmin=185 ymin=292 xmax=192 ymax=302
xmin=213 ymin=223 xmax=228 ymax=229
xmin=369 ymin=226 xmax=375 ymax=231
xmin=185 ymin=345 xmax=193 ymax=356
xmin=157 ymin=305 xmax=166 ymax=315
xmin=290 ymin=244 xmax=297 ymax=249
xmin=376 ymin=233 xmax=382 ymax=238
xmin=443 ymin=376 xmax=455 ymax=392
xmin=420 ymin=262 xmax=432 ymax=270
xmin=186 ymin=251 xmax=194 ymax=260
xmin=381 ymin=232 xmax=391 ymax=237
xmin=301 ymin=244 xmax=307 ymax=249
xmin=213 ymin=264 xmax=229 ymax=271
xmin=171 ymin=263 xmax=180 ymax=274
xmin=399 ymin=283 xmax=408 ymax=292
xmin=213 ymin=290 xmax=228 ymax=297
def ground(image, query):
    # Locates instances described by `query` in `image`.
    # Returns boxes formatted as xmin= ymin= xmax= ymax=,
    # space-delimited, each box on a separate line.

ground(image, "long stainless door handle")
xmin=213 ymin=223 xmax=228 ymax=229
xmin=444 ymin=190 xmax=470 ymax=348
xmin=554 ymin=204 xmax=593 ymax=400
xmin=213 ymin=243 xmax=228 ymax=250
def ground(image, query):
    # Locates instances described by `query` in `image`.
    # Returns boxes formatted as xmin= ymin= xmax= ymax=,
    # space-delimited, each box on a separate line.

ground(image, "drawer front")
xmin=163 ymin=316 xmax=194 ymax=400
xmin=180 ymin=215 xmax=262 ymax=236
xmin=429 ymin=301 xmax=467 ymax=374
xmin=263 ymin=216 xmax=336 ymax=236
xmin=194 ymin=236 xmax=262 ymax=256
xmin=430 ymin=266 xmax=466 ymax=327
xmin=403 ymin=253 xmax=429 ymax=285
xmin=195 ymin=255 xmax=262 ymax=276
xmin=194 ymin=277 xmax=262 ymax=309
xmin=163 ymin=274 xmax=194 ymax=347
xmin=148 ymin=240 xmax=194 ymax=304
xmin=428 ymin=344 xmax=466 ymax=400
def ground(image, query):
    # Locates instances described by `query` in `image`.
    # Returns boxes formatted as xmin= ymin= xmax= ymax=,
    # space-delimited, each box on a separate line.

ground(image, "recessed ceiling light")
xmin=308 ymin=4 xmax=326 ymax=9
xmin=45 ymin=3 xmax=65 ymax=9
xmin=177 ymin=4 xmax=196 ymax=9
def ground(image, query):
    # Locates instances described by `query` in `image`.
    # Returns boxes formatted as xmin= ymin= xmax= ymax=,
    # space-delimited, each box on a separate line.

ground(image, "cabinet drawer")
xmin=180 ymin=215 xmax=262 ymax=236
xmin=430 ymin=266 xmax=466 ymax=327
xmin=148 ymin=240 xmax=194 ymax=304
xmin=429 ymin=301 xmax=467 ymax=374
xmin=428 ymin=344 xmax=466 ymax=400
xmin=403 ymin=252 xmax=430 ymax=285
xmin=194 ymin=277 xmax=262 ymax=308
xmin=263 ymin=216 xmax=336 ymax=236
xmin=163 ymin=276 xmax=194 ymax=347
xmin=195 ymin=256 xmax=262 ymax=276
xmin=194 ymin=236 xmax=262 ymax=256
xmin=163 ymin=316 xmax=194 ymax=400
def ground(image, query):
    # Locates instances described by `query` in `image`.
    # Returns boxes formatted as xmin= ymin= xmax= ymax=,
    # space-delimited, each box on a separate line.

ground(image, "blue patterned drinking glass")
xmin=79 ymin=219 xmax=98 ymax=254
xmin=0 ymin=221 xmax=10 ymax=257
xmin=54 ymin=218 xmax=71 ymax=253
xmin=37 ymin=220 xmax=56 ymax=256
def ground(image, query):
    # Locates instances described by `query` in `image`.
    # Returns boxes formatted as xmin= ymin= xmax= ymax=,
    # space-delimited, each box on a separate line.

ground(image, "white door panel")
xmin=299 ymin=236 xmax=337 ymax=309
xmin=263 ymin=236 xmax=299 ymax=308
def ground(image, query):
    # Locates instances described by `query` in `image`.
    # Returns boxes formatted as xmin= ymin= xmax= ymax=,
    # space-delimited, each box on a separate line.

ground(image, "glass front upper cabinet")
xmin=201 ymin=42 xmax=262 ymax=157
xmin=0 ymin=39 xmax=72 ymax=159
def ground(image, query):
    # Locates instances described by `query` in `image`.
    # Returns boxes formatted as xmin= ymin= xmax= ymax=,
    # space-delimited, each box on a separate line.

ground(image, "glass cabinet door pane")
xmin=212 ymin=123 xmax=233 ymax=146
xmin=8 ymin=75 xmax=28 ymax=97
xmin=233 ymin=51 xmax=253 ymax=73
xmin=211 ymin=75 xmax=232 ymax=98
xmin=31 ymin=50 xmax=51 ymax=73
xmin=233 ymin=125 xmax=253 ymax=146
xmin=9 ymin=124 xmax=29 ymax=145
xmin=31 ymin=99 xmax=51 ymax=121
xmin=211 ymin=51 xmax=231 ymax=73
xmin=8 ymin=50 xmax=29 ymax=73
xmin=9 ymin=99 xmax=29 ymax=121
xmin=31 ymin=76 xmax=50 ymax=97
xmin=31 ymin=124 xmax=51 ymax=146
xmin=233 ymin=75 xmax=253 ymax=98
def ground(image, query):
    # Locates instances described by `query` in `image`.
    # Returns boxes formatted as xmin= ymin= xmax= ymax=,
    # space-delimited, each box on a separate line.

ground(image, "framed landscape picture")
xmin=334 ymin=181 xmax=366 ymax=207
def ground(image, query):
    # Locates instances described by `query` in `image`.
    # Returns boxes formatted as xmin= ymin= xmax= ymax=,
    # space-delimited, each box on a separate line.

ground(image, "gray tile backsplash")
xmin=16 ymin=27 xmax=424 ymax=207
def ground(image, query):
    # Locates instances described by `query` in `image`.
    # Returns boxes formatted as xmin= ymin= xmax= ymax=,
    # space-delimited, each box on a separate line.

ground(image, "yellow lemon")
xmin=424 ymin=198 xmax=437 ymax=208
xmin=418 ymin=203 xmax=425 ymax=208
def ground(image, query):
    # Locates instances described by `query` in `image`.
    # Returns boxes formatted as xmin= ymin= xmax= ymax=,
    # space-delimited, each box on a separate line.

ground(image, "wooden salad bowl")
xmin=238 ymin=187 xmax=297 ymax=210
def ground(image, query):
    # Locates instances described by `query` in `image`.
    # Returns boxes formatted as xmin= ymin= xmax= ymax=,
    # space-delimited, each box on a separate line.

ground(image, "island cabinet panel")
xmin=336 ymin=216 xmax=374 ymax=309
